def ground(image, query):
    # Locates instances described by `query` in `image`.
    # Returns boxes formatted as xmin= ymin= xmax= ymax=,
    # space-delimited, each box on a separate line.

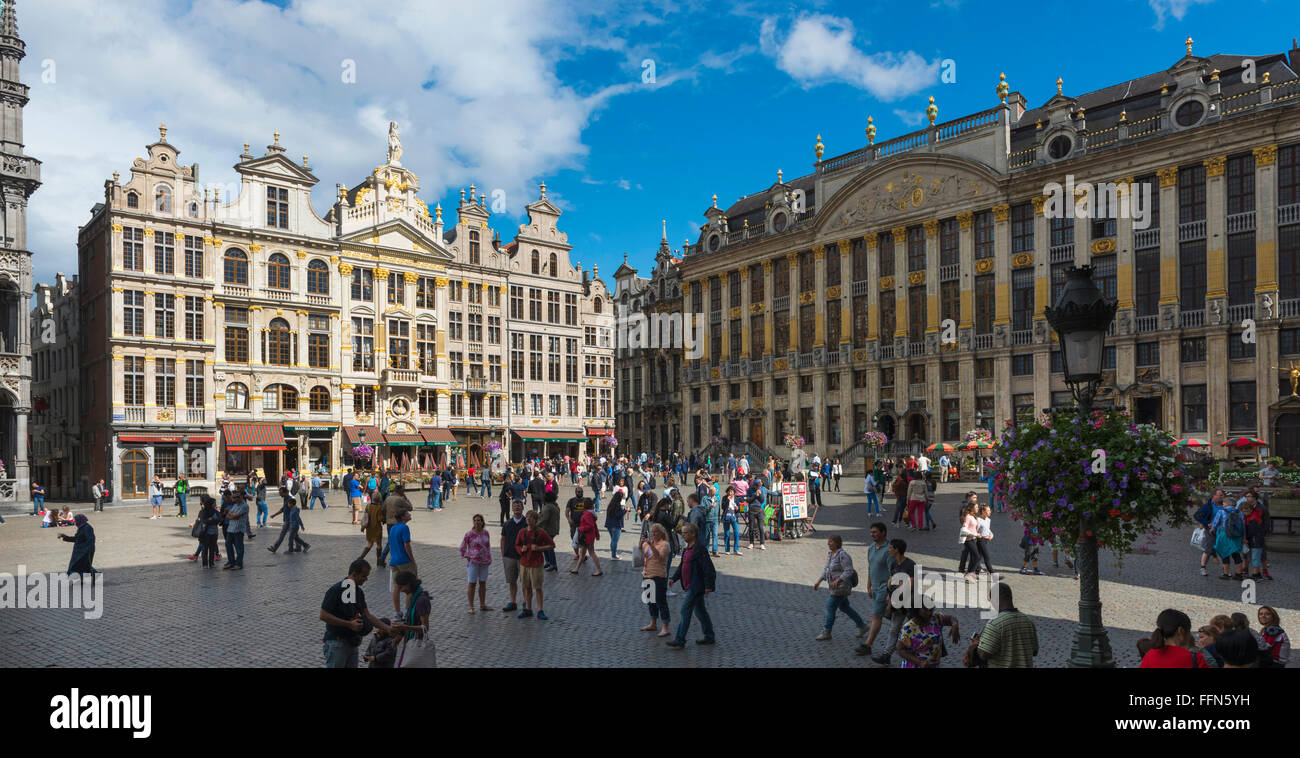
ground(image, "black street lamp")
xmin=1044 ymin=265 xmax=1118 ymax=669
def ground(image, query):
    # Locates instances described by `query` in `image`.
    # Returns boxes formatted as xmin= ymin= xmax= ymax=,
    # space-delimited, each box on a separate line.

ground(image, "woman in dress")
xmin=458 ymin=514 xmax=493 ymax=613
xmin=897 ymin=604 xmax=959 ymax=668
xmin=58 ymin=514 xmax=96 ymax=575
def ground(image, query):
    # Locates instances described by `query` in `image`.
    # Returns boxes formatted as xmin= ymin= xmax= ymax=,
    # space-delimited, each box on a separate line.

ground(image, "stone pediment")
xmin=238 ymin=154 xmax=317 ymax=185
xmin=818 ymin=155 xmax=1001 ymax=233
xmin=340 ymin=219 xmax=452 ymax=258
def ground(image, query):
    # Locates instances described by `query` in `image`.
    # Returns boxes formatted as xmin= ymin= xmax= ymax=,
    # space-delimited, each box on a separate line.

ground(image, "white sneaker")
xmin=1200 ymin=567 xmax=1208 ymax=576
xmin=758 ymin=545 xmax=766 ymax=550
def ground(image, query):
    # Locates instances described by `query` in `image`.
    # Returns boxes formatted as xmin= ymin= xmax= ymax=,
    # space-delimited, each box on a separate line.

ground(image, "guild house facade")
xmin=76 ymin=124 xmax=612 ymax=500
xmin=678 ymin=38 xmax=1300 ymax=466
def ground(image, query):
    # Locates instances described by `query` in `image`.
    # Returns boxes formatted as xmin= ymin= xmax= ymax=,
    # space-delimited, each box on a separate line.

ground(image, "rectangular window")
xmin=772 ymin=257 xmax=789 ymax=294
xmin=267 ymin=186 xmax=289 ymax=229
xmin=799 ymin=304 xmax=815 ymax=349
xmin=942 ymin=398 xmax=960 ymax=440
xmin=1011 ymin=204 xmax=1033 ymax=254
xmin=184 ymin=296 xmax=203 ymax=341
xmin=879 ymin=292 xmax=896 ymax=339
xmin=123 ymin=290 xmax=144 ymax=336
xmin=730 ymin=270 xmax=743 ymax=307
xmin=564 ymin=293 xmax=578 ymax=325
xmin=907 ymin=226 xmax=925 ymax=272
xmin=1136 ymin=342 xmax=1160 ymax=367
xmin=1180 ymin=241 xmax=1206 ymax=309
xmin=547 ymin=291 xmax=560 ymax=324
xmin=775 ymin=377 xmax=788 ymax=394
xmin=976 ymin=396 xmax=994 ymax=428
xmin=909 ymin=365 xmax=926 ymax=385
xmin=528 ymin=288 xmax=542 ymax=321
xmin=1180 ymin=337 xmax=1206 ymax=363
xmin=351 ymin=317 xmax=373 ymax=371
xmin=1282 ymin=327 xmax=1300 ymax=356
xmin=852 ymin=295 xmax=868 ymax=348
xmin=449 ymin=351 xmax=464 ymax=380
xmin=1137 ymin=174 xmax=1160 ymax=231
xmin=529 ymin=335 xmax=543 ymax=381
xmin=878 ymin=232 xmax=894 ymax=275
xmin=185 ymin=359 xmax=204 ymax=408
xmin=386 ymin=272 xmax=405 ymax=305
xmin=879 ymin=367 xmax=894 ymax=387
xmin=750 ymin=314 xmax=765 ymax=355
xmin=1103 ymin=345 xmax=1117 ymax=371
xmin=975 ymin=275 xmax=994 ymax=334
xmin=308 ymin=333 xmax=328 ymax=369
xmin=940 ymin=218 xmax=959 ymax=266
xmin=1011 ymin=354 xmax=1033 ymax=376
xmin=908 ymin=286 xmax=925 ymax=342
xmin=1281 ymin=144 xmax=1300 ymax=207
xmin=468 ymin=312 xmax=483 ymax=343
xmin=1092 ymin=254 xmax=1117 ymax=302
xmin=1135 ymin=250 xmax=1160 ymax=315
xmin=938 ymin=280 xmax=959 ymax=326
xmin=155 ymin=358 xmax=176 ymax=407
xmin=1179 ymin=164 xmax=1206 ymax=223
xmin=123 ymin=227 xmax=144 ymax=271
xmin=799 ymin=252 xmax=815 ymax=292
xmin=566 ymin=354 xmax=578 ymax=383
xmin=826 ymin=299 xmax=841 ymax=346
xmin=154 ymin=448 xmax=178 ymax=479
xmin=1183 ymin=385 xmax=1207 ymax=433
xmin=940 ymin=361 xmax=958 ymax=382
xmin=852 ymin=238 xmax=869 ymax=282
xmin=825 ymin=248 xmax=840 ymax=287
xmin=509 ymin=333 xmax=524 ymax=380
xmin=975 ymin=358 xmax=993 ymax=379
xmin=123 ymin=356 xmax=144 ymax=405
xmin=154 ymin=231 xmax=174 ymax=275
xmin=225 ymin=307 xmax=249 ymax=363
xmin=1013 ymin=393 xmax=1035 ymax=424
xmin=1282 ymin=225 xmax=1300 ymax=300
xmin=1050 ymin=262 xmax=1070 ymax=308
xmin=1229 ymin=331 xmax=1256 ymax=359
xmin=1012 ymin=268 xmax=1034 ymax=332
xmin=184 ymin=235 xmax=203 ymax=278
xmin=800 ymin=374 xmax=814 ymax=394
xmin=799 ymin=406 xmax=815 ymax=446
xmin=1226 ymin=153 xmax=1255 ymax=215
xmin=973 ymin=211 xmax=993 ymax=259
xmin=350 ymin=268 xmax=373 ymax=301
xmin=1229 ymin=381 xmax=1256 ymax=431
xmin=448 ymin=311 xmax=462 ymax=341
xmin=773 ymin=310 xmax=789 ymax=354
xmin=154 ymin=293 xmax=175 ymax=339
xmin=354 ymin=386 xmax=375 ymax=414
xmin=1227 ymin=233 xmax=1256 ymax=306
xmin=827 ymin=405 xmax=841 ymax=445
xmin=731 ymin=318 xmax=743 ymax=356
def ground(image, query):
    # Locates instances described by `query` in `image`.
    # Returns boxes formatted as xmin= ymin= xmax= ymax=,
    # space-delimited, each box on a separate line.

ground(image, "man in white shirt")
xmin=917 ymin=454 xmax=931 ymax=474
xmin=938 ymin=454 xmax=950 ymax=483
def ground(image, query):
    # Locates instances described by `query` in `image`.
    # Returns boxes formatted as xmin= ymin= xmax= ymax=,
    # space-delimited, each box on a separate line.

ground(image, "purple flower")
xmin=1049 ymin=486 xmax=1056 ymax=494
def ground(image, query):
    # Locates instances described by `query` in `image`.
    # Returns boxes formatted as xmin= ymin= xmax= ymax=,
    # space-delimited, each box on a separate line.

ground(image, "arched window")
xmin=548 ymin=252 xmax=558 ymax=277
xmin=225 ymin=382 xmax=249 ymax=410
xmin=264 ymin=383 xmax=298 ymax=411
xmin=593 ymin=296 xmax=603 ymax=314
xmin=121 ymin=449 xmax=149 ymax=498
xmin=469 ymin=230 xmax=481 ymax=265
xmin=224 ymin=248 xmax=249 ymax=285
xmin=307 ymin=259 xmax=329 ymax=294
xmin=531 ymin=250 xmax=540 ymax=274
xmin=126 ymin=191 xmax=139 ymax=209
xmin=266 ymin=318 xmax=292 ymax=366
xmin=155 ymin=184 xmax=173 ymax=213
xmin=268 ymin=253 xmax=291 ymax=289
xmin=309 ymin=385 xmax=331 ymax=412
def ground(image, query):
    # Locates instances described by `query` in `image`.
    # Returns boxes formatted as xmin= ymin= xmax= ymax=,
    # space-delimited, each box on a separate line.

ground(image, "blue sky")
xmin=16 ymin=0 xmax=1289 ymax=284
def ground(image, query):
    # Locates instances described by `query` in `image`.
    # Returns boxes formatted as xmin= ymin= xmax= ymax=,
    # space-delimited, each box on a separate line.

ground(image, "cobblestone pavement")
xmin=0 ymin=481 xmax=1294 ymax=667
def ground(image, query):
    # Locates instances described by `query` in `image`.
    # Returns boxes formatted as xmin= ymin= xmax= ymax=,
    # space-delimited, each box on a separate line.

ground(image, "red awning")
xmin=383 ymin=433 xmax=426 ymax=446
xmin=419 ymin=427 xmax=457 ymax=444
xmin=585 ymin=427 xmax=615 ymax=437
xmin=119 ymin=434 xmax=214 ymax=443
xmin=342 ymin=425 xmax=382 ymax=446
xmin=221 ymin=422 xmax=286 ymax=451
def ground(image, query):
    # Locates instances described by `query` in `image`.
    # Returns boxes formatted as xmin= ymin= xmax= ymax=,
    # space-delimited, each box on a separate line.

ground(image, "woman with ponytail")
xmin=1140 ymin=609 xmax=1210 ymax=668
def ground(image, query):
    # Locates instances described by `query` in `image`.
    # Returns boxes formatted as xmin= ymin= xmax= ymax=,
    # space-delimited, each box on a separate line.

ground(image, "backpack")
xmin=1226 ymin=509 xmax=1245 ymax=539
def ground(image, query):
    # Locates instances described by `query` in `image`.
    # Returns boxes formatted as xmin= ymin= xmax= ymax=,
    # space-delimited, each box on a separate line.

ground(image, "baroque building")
xmin=0 ymin=0 xmax=39 ymax=505
xmin=679 ymin=38 xmax=1300 ymax=468
xmin=78 ymin=123 xmax=615 ymax=499
xmin=612 ymin=222 xmax=684 ymax=458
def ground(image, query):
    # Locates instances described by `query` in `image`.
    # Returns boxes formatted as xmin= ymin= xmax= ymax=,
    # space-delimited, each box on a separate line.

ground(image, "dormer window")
xmin=1047 ymin=135 xmax=1073 ymax=160
xmin=155 ymin=184 xmax=172 ymax=214
xmin=188 ymin=202 xmax=199 ymax=218
xmin=469 ymin=230 xmax=481 ymax=265
xmin=267 ymin=187 xmax=289 ymax=229
xmin=126 ymin=191 xmax=139 ymax=209
xmin=1175 ymin=100 xmax=1205 ymax=127
xmin=549 ymin=252 xmax=558 ymax=277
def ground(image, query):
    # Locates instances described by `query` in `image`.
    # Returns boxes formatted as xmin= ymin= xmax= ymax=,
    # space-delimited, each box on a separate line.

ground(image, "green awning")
xmin=420 ymin=428 xmax=458 ymax=446
xmin=515 ymin=430 xmax=589 ymax=443
xmin=383 ymin=433 xmax=426 ymax=447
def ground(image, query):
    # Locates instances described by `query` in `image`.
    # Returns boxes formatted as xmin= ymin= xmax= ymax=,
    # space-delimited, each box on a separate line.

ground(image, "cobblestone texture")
xmin=0 ymin=481 xmax=1294 ymax=667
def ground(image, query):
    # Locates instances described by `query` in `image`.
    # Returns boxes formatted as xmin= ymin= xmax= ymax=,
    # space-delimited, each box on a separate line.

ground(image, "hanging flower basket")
xmin=784 ymin=433 xmax=805 ymax=449
xmin=862 ymin=431 xmax=888 ymax=447
xmin=964 ymin=428 xmax=994 ymax=444
xmin=604 ymin=434 xmax=618 ymax=448
xmin=992 ymin=408 xmax=1197 ymax=562
xmin=351 ymin=444 xmax=375 ymax=460
xmin=485 ymin=440 xmax=502 ymax=452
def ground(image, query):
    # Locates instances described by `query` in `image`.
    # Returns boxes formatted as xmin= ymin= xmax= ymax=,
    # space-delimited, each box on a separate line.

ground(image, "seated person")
xmin=58 ymin=506 xmax=75 ymax=526
xmin=41 ymin=508 xmax=56 ymax=528
xmin=1259 ymin=462 xmax=1281 ymax=486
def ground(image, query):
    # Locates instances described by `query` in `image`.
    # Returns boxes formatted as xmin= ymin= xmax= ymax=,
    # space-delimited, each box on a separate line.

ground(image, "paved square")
xmin=1 ymin=482 xmax=1294 ymax=667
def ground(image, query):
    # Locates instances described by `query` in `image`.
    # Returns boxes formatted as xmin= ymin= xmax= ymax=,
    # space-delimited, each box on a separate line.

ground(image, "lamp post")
xmin=181 ymin=434 xmax=189 ymax=478
xmin=1044 ymin=265 xmax=1118 ymax=669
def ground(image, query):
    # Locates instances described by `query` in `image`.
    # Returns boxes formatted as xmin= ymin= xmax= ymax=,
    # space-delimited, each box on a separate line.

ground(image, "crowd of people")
xmin=1139 ymin=607 xmax=1290 ymax=668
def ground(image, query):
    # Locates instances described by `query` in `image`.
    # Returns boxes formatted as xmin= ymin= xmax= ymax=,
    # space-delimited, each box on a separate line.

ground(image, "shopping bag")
xmin=1191 ymin=527 xmax=1206 ymax=551
xmin=397 ymin=635 xmax=436 ymax=668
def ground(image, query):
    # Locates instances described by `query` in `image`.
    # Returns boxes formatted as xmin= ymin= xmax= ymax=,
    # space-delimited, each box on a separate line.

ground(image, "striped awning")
xmin=585 ymin=427 xmax=615 ymax=436
xmin=221 ymin=422 xmax=286 ymax=452
xmin=383 ymin=433 xmax=426 ymax=446
xmin=120 ymin=434 xmax=214 ymax=443
xmin=515 ymin=430 xmax=589 ymax=443
xmin=420 ymin=427 xmax=458 ymax=446
xmin=342 ymin=425 xmax=382 ymax=446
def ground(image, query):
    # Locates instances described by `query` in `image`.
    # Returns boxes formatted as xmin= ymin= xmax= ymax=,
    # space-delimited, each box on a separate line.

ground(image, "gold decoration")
xmin=774 ymin=359 xmax=788 ymax=371
xmin=992 ymin=204 xmax=1010 ymax=222
xmin=710 ymin=368 xmax=721 ymax=380
xmin=404 ymin=272 xmax=418 ymax=283
xmin=813 ymin=245 xmax=825 ymax=260
xmin=866 ymin=116 xmax=876 ymax=145
xmin=1091 ymin=238 xmax=1116 ymax=255
xmin=111 ymin=224 xmax=123 ymax=232
xmin=826 ymin=286 xmax=841 ymax=299
xmin=907 ymin=271 xmax=925 ymax=285
xmin=750 ymin=303 xmax=765 ymax=315
xmin=926 ymin=95 xmax=937 ymax=125
xmin=681 ymin=281 xmax=691 ymax=294
xmin=338 ymin=263 xmax=353 ymax=275
xmin=853 ymin=350 xmax=866 ymax=362
xmin=1209 ymin=69 xmax=1220 ymax=82
xmin=922 ymin=220 xmax=939 ymax=235
xmin=799 ymin=292 xmax=815 ymax=305
xmin=143 ymin=229 xmax=154 ymax=237
xmin=249 ymin=243 xmax=260 ymax=252
xmin=1056 ymin=77 xmax=1063 ymax=95
xmin=1011 ymin=252 xmax=1034 ymax=268
xmin=880 ymin=276 xmax=895 ymax=290
xmin=956 ymin=211 xmax=973 ymax=230
xmin=753 ymin=398 xmax=764 ymax=409
xmin=785 ymin=252 xmax=798 ymax=264
xmin=891 ymin=226 xmax=907 ymax=242
xmin=1203 ymin=155 xmax=1226 ymax=177
xmin=156 ymin=408 xmax=174 ymax=422
xmin=865 ymin=234 xmax=878 ymax=249
xmin=434 ymin=277 xmax=449 ymax=287
xmin=1031 ymin=196 xmax=1046 ymax=214
xmin=729 ymin=306 xmax=742 ymax=319
xmin=1253 ymin=144 xmax=1277 ymax=166
xmin=996 ymin=73 xmax=1009 ymax=103
xmin=330 ymin=255 xmax=339 ymax=264
xmin=761 ymin=260 xmax=772 ymax=272
xmin=296 ymin=249 xmax=307 ymax=259
xmin=837 ymin=239 xmax=851 ymax=255
xmin=374 ymin=267 xmax=390 ymax=279
xmin=814 ymin=134 xmax=824 ymax=161
xmin=719 ymin=271 xmax=729 ymax=284
xmin=1185 ymin=36 xmax=1193 ymax=56
xmin=1263 ymin=72 xmax=1271 ymax=84
xmin=1157 ymin=166 xmax=1178 ymax=187
xmin=974 ymin=258 xmax=995 ymax=274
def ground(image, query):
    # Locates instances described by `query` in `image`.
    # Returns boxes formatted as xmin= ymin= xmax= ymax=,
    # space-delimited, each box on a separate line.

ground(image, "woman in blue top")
xmin=1210 ymin=502 xmax=1246 ymax=580
xmin=346 ymin=471 xmax=365 ymax=525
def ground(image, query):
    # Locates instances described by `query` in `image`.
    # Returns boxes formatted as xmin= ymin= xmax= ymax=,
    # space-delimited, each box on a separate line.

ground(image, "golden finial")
xmin=337 ymin=186 xmax=346 ymax=200
xmin=1056 ymin=77 xmax=1063 ymax=95
xmin=539 ymin=181 xmax=547 ymax=199
xmin=1160 ymin=82 xmax=1169 ymax=94
xmin=1210 ymin=68 xmax=1220 ymax=81
xmin=273 ymin=130 xmax=280 ymax=145
xmin=1035 ymin=119 xmax=1042 ymax=129
xmin=302 ymin=155 xmax=309 ymax=168
xmin=1263 ymin=71 xmax=1271 ymax=84
xmin=743 ymin=219 xmax=749 ymax=229
xmin=243 ymin=142 xmax=250 ymax=154
xmin=1185 ymin=36 xmax=1193 ymax=56
xmin=777 ymin=169 xmax=783 ymax=183
xmin=814 ymin=134 xmax=824 ymax=161
xmin=926 ymin=96 xmax=938 ymax=125
xmin=866 ymin=115 xmax=876 ymax=145
xmin=112 ymin=170 xmax=120 ymax=183
xmin=435 ymin=203 xmax=442 ymax=221
xmin=996 ymin=73 xmax=1009 ymax=103
xmin=1119 ymin=110 xmax=1127 ymax=122
xmin=158 ymin=123 xmax=168 ymax=141
xmin=711 ymin=193 xmax=718 ymax=209
xmin=460 ymin=188 xmax=466 ymax=201
xmin=1076 ymin=107 xmax=1086 ymax=119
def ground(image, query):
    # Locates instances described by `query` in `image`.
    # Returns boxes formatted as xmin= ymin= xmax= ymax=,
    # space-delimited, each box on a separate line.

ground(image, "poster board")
xmin=781 ymin=481 xmax=808 ymax=520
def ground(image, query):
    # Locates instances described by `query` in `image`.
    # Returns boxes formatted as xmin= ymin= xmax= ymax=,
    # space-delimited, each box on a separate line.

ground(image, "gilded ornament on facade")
xmin=681 ymin=281 xmax=691 ymax=294
xmin=853 ymin=350 xmax=866 ymax=362
xmin=753 ymin=398 xmax=764 ymax=409
xmin=825 ymin=286 xmax=841 ymax=299
xmin=434 ymin=276 xmax=448 ymax=287
xmin=1011 ymin=252 xmax=1034 ymax=268
xmin=1091 ymin=238 xmax=1117 ymax=255
xmin=922 ymin=220 xmax=939 ymax=235
xmin=330 ymin=255 xmax=339 ymax=264
xmin=891 ymin=226 xmax=907 ymax=242
xmin=296 ymin=250 xmax=307 ymax=259
xmin=974 ymin=258 xmax=995 ymax=274
xmin=785 ymin=252 xmax=797 ymax=264
xmin=404 ymin=272 xmax=418 ymax=283
xmin=774 ymin=359 xmax=788 ymax=370
xmin=338 ymin=263 xmax=353 ymax=275
xmin=992 ymin=204 xmax=1010 ymax=222
xmin=956 ymin=211 xmax=973 ymax=230
xmin=799 ymin=292 xmax=815 ymax=304
xmin=1253 ymin=144 xmax=1277 ymax=166
xmin=1203 ymin=155 xmax=1226 ymax=177
xmin=761 ymin=260 xmax=772 ymax=272
xmin=248 ymin=243 xmax=260 ymax=252
xmin=730 ymin=400 xmax=741 ymax=411
xmin=907 ymin=271 xmax=925 ymax=285
xmin=750 ymin=303 xmax=765 ymax=315
xmin=111 ymin=224 xmax=123 ymax=232
xmin=865 ymin=234 xmax=878 ymax=249
xmin=837 ymin=239 xmax=851 ymax=255
xmin=1031 ymin=196 xmax=1046 ymax=214
xmin=813 ymin=245 xmax=825 ymax=260
xmin=729 ymin=306 xmax=742 ymax=319
xmin=375 ymin=267 xmax=390 ymax=278
xmin=1157 ymin=166 xmax=1178 ymax=187
xmin=710 ymin=368 xmax=721 ymax=379
xmin=879 ymin=276 xmax=895 ymax=290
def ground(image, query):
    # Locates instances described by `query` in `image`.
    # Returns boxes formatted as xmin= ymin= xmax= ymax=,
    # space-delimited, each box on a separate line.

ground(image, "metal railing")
xmin=1226 ymin=211 xmax=1256 ymax=234
xmin=1180 ymin=309 xmax=1205 ymax=328
xmin=1133 ymin=228 xmax=1160 ymax=249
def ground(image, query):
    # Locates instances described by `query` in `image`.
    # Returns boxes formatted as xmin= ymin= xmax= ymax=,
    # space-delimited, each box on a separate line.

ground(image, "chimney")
xmin=1291 ymin=38 xmax=1300 ymax=71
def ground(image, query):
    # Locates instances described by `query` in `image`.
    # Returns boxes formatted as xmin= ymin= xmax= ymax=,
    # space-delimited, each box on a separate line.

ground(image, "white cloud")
xmin=615 ymin=178 xmax=631 ymax=190
xmin=17 ymin=0 xmax=646 ymax=281
xmin=893 ymin=108 xmax=928 ymax=128
xmin=1148 ymin=0 xmax=1215 ymax=30
xmin=759 ymin=14 xmax=939 ymax=101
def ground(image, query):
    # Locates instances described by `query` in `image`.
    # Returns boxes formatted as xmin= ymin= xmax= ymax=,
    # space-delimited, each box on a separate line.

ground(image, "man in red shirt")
xmin=514 ymin=510 xmax=556 ymax=621
xmin=667 ymin=522 xmax=717 ymax=648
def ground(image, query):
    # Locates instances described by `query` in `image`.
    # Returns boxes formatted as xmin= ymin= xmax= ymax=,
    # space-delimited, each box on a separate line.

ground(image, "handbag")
xmin=1191 ymin=527 xmax=1206 ymax=551
xmin=396 ymin=635 xmax=436 ymax=668
xmin=190 ymin=520 xmax=202 ymax=538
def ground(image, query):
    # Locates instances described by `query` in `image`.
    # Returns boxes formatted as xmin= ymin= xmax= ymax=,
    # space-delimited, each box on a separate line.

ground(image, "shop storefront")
xmin=419 ymin=427 xmax=457 ymax=468
xmin=341 ymin=425 xmax=382 ymax=470
xmin=219 ymin=422 xmax=287 ymax=482
xmin=586 ymin=426 xmax=615 ymax=460
xmin=115 ymin=433 xmax=216 ymax=499
xmin=512 ymin=430 xmax=588 ymax=461
xmin=283 ymin=423 xmax=338 ymax=480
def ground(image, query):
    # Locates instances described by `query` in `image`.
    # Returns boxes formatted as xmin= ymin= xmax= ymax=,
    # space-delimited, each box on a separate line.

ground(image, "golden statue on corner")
xmin=1275 ymin=361 xmax=1300 ymax=397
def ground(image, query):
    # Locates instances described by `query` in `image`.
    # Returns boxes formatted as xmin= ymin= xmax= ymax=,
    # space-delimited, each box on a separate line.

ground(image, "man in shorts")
xmin=500 ymin=499 xmax=528 ymax=612
xmin=514 ymin=509 xmax=554 ymax=620
xmin=854 ymin=522 xmax=892 ymax=656
xmin=1019 ymin=529 xmax=1046 ymax=575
